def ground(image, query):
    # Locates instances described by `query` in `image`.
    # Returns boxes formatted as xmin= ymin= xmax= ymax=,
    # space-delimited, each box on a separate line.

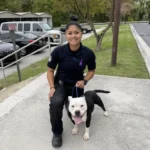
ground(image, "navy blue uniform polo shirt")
xmin=47 ymin=43 xmax=96 ymax=85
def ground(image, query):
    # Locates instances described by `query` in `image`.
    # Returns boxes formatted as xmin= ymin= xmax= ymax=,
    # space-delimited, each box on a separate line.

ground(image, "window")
xmin=24 ymin=23 xmax=30 ymax=31
xmin=33 ymin=23 xmax=42 ymax=31
xmin=2 ymin=24 xmax=9 ymax=31
xmin=39 ymin=23 xmax=52 ymax=31
xmin=18 ymin=23 xmax=23 ymax=31
xmin=2 ymin=23 xmax=17 ymax=31
xmin=0 ymin=34 xmax=10 ymax=40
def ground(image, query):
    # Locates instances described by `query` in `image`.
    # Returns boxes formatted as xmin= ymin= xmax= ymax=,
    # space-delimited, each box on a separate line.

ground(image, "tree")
xmin=137 ymin=0 xmax=147 ymax=20
xmin=21 ymin=0 xmax=34 ymax=12
xmin=121 ymin=2 xmax=133 ymax=23
xmin=52 ymin=0 xmax=115 ymax=51
xmin=146 ymin=0 xmax=150 ymax=24
xmin=33 ymin=0 xmax=53 ymax=13
xmin=0 ymin=0 xmax=22 ymax=12
xmin=0 ymin=0 xmax=8 ymax=11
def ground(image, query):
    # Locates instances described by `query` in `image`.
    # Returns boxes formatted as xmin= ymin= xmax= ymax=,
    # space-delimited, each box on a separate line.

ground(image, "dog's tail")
xmin=94 ymin=89 xmax=110 ymax=93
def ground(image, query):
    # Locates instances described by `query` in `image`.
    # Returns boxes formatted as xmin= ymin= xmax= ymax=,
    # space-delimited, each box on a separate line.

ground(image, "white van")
xmin=0 ymin=21 xmax=62 ymax=44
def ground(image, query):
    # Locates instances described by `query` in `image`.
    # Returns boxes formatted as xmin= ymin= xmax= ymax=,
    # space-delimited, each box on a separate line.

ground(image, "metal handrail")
xmin=0 ymin=45 xmax=48 ymax=69
xmin=0 ymin=32 xmax=62 ymax=87
xmin=0 ymin=32 xmax=61 ymax=62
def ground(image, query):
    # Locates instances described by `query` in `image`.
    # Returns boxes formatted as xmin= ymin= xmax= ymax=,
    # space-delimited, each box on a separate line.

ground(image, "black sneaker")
xmin=52 ymin=134 xmax=62 ymax=147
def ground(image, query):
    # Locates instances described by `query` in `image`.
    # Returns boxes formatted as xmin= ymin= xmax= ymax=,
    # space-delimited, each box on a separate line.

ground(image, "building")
xmin=0 ymin=11 xmax=53 ymax=27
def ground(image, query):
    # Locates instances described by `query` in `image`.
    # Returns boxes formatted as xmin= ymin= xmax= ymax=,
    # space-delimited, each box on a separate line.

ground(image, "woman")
xmin=47 ymin=21 xmax=96 ymax=147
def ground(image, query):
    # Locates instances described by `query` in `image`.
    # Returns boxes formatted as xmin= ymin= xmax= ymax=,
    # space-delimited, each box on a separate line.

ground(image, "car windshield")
xmin=39 ymin=23 xmax=52 ymax=31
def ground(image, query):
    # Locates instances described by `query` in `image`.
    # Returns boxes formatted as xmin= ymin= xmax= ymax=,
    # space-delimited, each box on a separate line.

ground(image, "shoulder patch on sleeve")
xmin=48 ymin=56 xmax=52 ymax=62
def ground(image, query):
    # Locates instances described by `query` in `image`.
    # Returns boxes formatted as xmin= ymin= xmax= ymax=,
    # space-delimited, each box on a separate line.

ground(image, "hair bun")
xmin=70 ymin=15 xmax=78 ymax=22
xmin=65 ymin=15 xmax=82 ymax=32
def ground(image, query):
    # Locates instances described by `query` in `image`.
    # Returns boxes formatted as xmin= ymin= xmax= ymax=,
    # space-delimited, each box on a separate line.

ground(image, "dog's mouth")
xmin=72 ymin=116 xmax=83 ymax=125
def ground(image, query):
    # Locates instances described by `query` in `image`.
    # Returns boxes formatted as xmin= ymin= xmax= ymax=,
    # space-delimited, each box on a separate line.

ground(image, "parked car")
xmin=0 ymin=32 xmax=46 ymax=55
xmin=60 ymin=24 xmax=92 ymax=34
xmin=0 ymin=40 xmax=21 ymax=66
xmin=81 ymin=25 xmax=92 ymax=34
xmin=0 ymin=21 xmax=62 ymax=44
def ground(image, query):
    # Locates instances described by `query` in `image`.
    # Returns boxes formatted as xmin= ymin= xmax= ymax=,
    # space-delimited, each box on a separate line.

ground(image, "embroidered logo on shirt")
xmin=73 ymin=57 xmax=83 ymax=67
xmin=79 ymin=59 xmax=83 ymax=66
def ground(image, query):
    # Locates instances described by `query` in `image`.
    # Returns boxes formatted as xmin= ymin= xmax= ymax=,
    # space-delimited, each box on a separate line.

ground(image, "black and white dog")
xmin=66 ymin=90 xmax=110 ymax=141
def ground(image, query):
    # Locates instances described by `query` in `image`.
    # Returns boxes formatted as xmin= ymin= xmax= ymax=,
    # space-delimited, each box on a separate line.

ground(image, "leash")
xmin=58 ymin=80 xmax=79 ymax=97
xmin=72 ymin=86 xmax=79 ymax=97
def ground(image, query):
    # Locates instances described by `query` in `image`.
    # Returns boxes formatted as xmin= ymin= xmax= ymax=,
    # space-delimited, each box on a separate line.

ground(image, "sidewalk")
xmin=0 ymin=74 xmax=150 ymax=150
xmin=0 ymin=25 xmax=150 ymax=150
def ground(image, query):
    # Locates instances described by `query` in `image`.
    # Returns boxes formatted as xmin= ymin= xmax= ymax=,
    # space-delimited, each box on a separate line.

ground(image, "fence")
xmin=0 ymin=32 xmax=62 ymax=90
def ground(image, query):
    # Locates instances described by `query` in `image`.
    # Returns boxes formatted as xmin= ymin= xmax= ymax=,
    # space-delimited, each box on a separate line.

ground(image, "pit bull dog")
xmin=66 ymin=90 xmax=110 ymax=140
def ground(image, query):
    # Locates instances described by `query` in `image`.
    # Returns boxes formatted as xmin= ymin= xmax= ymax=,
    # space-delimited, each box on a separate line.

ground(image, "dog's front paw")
xmin=103 ymin=111 xmax=108 ymax=117
xmin=72 ymin=128 xmax=78 ymax=135
xmin=83 ymin=133 xmax=89 ymax=141
xmin=72 ymin=124 xmax=78 ymax=135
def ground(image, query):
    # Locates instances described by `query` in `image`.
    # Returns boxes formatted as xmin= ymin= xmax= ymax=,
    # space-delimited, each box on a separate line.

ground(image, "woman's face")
xmin=65 ymin=25 xmax=82 ymax=46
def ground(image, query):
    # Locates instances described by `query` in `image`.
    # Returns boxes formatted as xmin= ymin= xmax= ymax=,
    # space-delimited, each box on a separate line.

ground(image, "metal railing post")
xmin=9 ymin=30 xmax=22 ymax=82
xmin=0 ymin=60 xmax=7 ymax=87
xmin=47 ymin=35 xmax=51 ymax=53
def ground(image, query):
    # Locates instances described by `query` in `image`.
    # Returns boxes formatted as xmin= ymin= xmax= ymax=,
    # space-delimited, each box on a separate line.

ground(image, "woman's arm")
xmin=76 ymin=70 xmax=95 ymax=88
xmin=47 ymin=68 xmax=55 ymax=99
xmin=84 ymin=70 xmax=95 ymax=81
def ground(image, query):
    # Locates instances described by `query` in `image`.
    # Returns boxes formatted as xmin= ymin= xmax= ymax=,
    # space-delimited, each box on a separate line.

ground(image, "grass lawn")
xmin=0 ymin=24 xmax=149 ymax=90
xmin=82 ymin=24 xmax=149 ymax=78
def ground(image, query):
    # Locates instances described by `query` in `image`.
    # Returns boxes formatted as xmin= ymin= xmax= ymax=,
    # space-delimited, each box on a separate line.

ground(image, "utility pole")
xmin=111 ymin=0 xmax=121 ymax=66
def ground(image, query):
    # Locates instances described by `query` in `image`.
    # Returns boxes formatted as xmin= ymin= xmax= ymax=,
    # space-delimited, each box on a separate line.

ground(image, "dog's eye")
xmin=72 ymin=105 xmax=74 ymax=108
xmin=81 ymin=105 xmax=84 ymax=107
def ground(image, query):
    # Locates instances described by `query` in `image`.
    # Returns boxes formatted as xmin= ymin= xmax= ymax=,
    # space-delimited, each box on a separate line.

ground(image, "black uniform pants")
xmin=49 ymin=84 xmax=83 ymax=135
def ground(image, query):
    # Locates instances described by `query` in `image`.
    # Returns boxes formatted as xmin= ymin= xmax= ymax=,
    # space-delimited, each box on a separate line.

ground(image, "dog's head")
xmin=68 ymin=96 xmax=87 ymax=124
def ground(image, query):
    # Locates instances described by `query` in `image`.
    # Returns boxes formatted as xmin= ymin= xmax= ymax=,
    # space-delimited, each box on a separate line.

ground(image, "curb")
xmin=130 ymin=24 xmax=150 ymax=75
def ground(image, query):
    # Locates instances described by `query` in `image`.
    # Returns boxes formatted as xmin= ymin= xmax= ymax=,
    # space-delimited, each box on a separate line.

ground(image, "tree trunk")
xmin=124 ymin=14 xmax=127 ymax=24
xmin=88 ymin=21 xmax=99 ymax=40
xmin=108 ymin=0 xmax=115 ymax=33
xmin=86 ymin=0 xmax=114 ymax=51
xmin=95 ymin=22 xmax=112 ymax=51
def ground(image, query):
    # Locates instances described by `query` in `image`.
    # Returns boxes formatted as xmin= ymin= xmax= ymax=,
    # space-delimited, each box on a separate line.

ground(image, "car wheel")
xmin=50 ymin=38 xmax=53 ymax=42
xmin=45 ymin=37 xmax=53 ymax=42
xmin=82 ymin=29 xmax=87 ymax=34
xmin=20 ymin=49 xmax=27 ymax=56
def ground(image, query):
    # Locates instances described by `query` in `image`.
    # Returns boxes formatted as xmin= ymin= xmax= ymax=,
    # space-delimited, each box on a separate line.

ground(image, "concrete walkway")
xmin=0 ymin=25 xmax=150 ymax=150
xmin=0 ymin=74 xmax=150 ymax=150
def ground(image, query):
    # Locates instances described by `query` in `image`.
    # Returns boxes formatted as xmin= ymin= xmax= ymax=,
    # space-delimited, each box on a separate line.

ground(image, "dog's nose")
xmin=75 ymin=111 xmax=80 ymax=117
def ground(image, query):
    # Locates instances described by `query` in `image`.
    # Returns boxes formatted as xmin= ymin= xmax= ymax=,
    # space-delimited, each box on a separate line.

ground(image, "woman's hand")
xmin=76 ymin=80 xmax=84 ymax=88
xmin=48 ymin=88 xmax=55 ymax=100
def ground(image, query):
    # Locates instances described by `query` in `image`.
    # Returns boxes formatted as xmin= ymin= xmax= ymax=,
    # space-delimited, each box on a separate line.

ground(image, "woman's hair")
xmin=65 ymin=21 xmax=82 ymax=32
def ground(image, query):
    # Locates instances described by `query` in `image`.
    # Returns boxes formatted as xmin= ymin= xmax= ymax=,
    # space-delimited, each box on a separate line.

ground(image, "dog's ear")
xmin=68 ymin=96 xmax=72 ymax=102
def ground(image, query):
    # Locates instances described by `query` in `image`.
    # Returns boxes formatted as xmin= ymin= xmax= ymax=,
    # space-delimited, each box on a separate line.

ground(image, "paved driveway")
xmin=133 ymin=23 xmax=150 ymax=47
